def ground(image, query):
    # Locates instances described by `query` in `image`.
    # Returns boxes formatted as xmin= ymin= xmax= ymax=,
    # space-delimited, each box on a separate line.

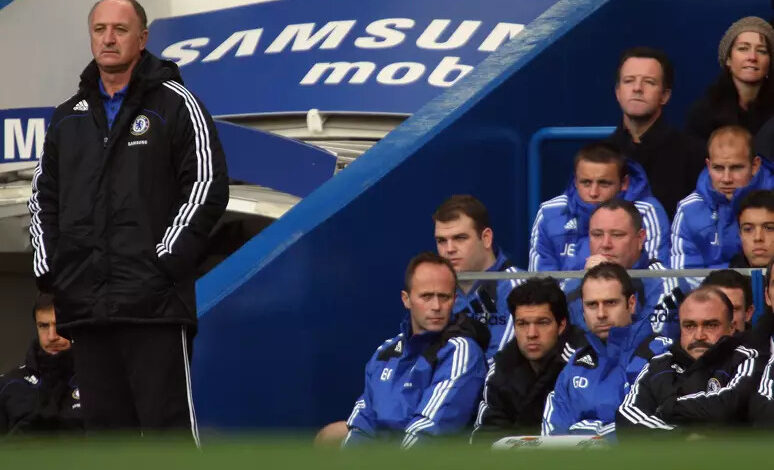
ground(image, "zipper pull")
xmin=103 ymin=136 xmax=108 ymax=148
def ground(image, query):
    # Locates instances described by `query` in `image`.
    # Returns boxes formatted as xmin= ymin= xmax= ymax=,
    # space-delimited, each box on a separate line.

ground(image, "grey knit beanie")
xmin=718 ymin=16 xmax=774 ymax=68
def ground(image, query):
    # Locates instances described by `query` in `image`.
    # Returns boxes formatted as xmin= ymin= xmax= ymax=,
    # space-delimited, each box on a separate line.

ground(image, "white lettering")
xmin=354 ymin=18 xmax=414 ymax=49
xmin=416 ymin=19 xmax=481 ymax=50
xmin=4 ymin=118 xmax=45 ymax=160
xmin=161 ymin=37 xmax=210 ymax=67
xmin=427 ymin=56 xmax=473 ymax=88
xmin=300 ymin=61 xmax=376 ymax=85
xmin=380 ymin=368 xmax=393 ymax=381
xmin=561 ymin=243 xmax=576 ymax=257
xmin=478 ymin=22 xmax=525 ymax=52
xmin=265 ymin=21 xmax=357 ymax=54
xmin=376 ymin=62 xmax=425 ymax=85
xmin=202 ymin=28 xmax=263 ymax=62
xmin=572 ymin=376 xmax=589 ymax=389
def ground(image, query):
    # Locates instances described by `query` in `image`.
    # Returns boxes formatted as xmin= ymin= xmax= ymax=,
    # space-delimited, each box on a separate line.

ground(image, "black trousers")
xmin=70 ymin=323 xmax=199 ymax=445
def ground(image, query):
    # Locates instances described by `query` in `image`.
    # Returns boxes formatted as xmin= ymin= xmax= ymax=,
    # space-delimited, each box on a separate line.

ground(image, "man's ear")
xmin=558 ymin=318 xmax=567 ymax=336
xmin=620 ymin=174 xmax=630 ymax=192
xmin=627 ymin=294 xmax=637 ymax=315
xmin=745 ymin=305 xmax=754 ymax=324
xmin=481 ymin=227 xmax=494 ymax=250
xmin=401 ymin=290 xmax=411 ymax=310
xmin=752 ymin=156 xmax=762 ymax=176
xmin=660 ymin=88 xmax=672 ymax=106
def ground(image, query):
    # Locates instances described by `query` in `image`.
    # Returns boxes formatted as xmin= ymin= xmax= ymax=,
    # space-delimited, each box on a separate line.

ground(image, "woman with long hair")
xmin=686 ymin=17 xmax=774 ymax=142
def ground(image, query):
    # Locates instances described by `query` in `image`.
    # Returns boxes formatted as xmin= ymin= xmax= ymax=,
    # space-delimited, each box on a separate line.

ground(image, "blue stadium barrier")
xmin=191 ymin=0 xmax=773 ymax=429
xmin=527 ymin=126 xmax=615 ymax=224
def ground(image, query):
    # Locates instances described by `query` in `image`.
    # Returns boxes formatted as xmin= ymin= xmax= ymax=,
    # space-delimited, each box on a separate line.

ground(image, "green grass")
xmin=1 ymin=433 xmax=772 ymax=469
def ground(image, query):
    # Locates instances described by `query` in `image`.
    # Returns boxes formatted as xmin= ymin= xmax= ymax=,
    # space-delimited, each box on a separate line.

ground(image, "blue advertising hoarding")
xmin=147 ymin=0 xmax=559 ymax=116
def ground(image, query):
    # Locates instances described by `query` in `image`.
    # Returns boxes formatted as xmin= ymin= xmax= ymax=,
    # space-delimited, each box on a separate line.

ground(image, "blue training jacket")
xmin=343 ymin=314 xmax=488 ymax=448
xmin=670 ymin=158 xmax=774 ymax=272
xmin=453 ymin=248 xmax=523 ymax=363
xmin=562 ymin=254 xmax=686 ymax=341
xmin=541 ymin=322 xmax=672 ymax=437
xmin=529 ymin=160 xmax=670 ymax=272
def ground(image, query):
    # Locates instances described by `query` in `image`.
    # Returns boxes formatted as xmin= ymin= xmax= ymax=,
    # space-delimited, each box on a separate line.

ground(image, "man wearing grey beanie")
xmin=686 ymin=16 xmax=774 ymax=143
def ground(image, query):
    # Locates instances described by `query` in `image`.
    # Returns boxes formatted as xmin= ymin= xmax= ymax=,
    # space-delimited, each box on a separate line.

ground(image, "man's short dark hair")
xmin=701 ymin=269 xmax=752 ymax=310
xmin=89 ymin=0 xmax=148 ymax=30
xmin=432 ymin=194 xmax=491 ymax=235
xmin=506 ymin=277 xmax=568 ymax=324
xmin=580 ymin=262 xmax=635 ymax=299
xmin=738 ymin=190 xmax=774 ymax=221
xmin=708 ymin=125 xmax=754 ymax=162
xmin=682 ymin=286 xmax=734 ymax=322
xmin=591 ymin=199 xmax=644 ymax=232
xmin=616 ymin=46 xmax=674 ymax=90
xmin=32 ymin=293 xmax=55 ymax=320
xmin=573 ymin=141 xmax=627 ymax=181
xmin=404 ymin=252 xmax=457 ymax=292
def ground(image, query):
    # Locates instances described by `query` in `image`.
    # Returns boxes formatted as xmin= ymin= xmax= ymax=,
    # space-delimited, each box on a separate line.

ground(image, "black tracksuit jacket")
xmin=616 ymin=336 xmax=764 ymax=433
xmin=0 ymin=342 xmax=82 ymax=435
xmin=470 ymin=326 xmax=586 ymax=442
xmin=29 ymin=51 xmax=229 ymax=329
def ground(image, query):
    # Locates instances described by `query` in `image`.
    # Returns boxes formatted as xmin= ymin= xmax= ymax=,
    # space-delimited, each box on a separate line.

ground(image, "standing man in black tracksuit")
xmin=616 ymin=287 xmax=764 ymax=433
xmin=471 ymin=278 xmax=585 ymax=443
xmin=28 ymin=0 xmax=228 ymax=441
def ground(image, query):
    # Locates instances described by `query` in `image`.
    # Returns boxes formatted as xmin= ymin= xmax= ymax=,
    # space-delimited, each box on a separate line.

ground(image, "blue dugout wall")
xmin=193 ymin=0 xmax=771 ymax=429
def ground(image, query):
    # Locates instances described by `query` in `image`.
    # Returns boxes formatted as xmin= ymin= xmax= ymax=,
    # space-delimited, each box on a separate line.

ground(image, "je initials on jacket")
xmin=561 ymin=243 xmax=576 ymax=257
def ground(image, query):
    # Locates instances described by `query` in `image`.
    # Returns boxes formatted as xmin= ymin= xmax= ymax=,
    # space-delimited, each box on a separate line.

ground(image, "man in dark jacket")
xmin=608 ymin=47 xmax=705 ymax=219
xmin=27 ymin=0 xmax=228 ymax=440
xmin=0 ymin=294 xmax=81 ymax=435
xmin=471 ymin=277 xmax=584 ymax=442
xmin=616 ymin=287 xmax=763 ymax=433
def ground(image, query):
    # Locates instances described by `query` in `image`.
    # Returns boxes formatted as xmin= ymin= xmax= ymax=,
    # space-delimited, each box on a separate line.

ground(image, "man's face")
xmin=615 ymin=57 xmax=671 ymax=121
xmin=513 ymin=304 xmax=566 ymax=363
xmin=715 ymin=286 xmax=752 ymax=333
xmin=739 ymin=207 xmax=774 ymax=267
xmin=574 ymin=160 xmax=627 ymax=204
xmin=36 ymin=306 xmax=71 ymax=355
xmin=679 ymin=296 xmax=734 ymax=360
xmin=435 ymin=214 xmax=493 ymax=272
xmin=588 ymin=208 xmax=646 ymax=268
xmin=706 ymin=135 xmax=760 ymax=199
xmin=90 ymin=0 xmax=148 ymax=74
xmin=726 ymin=32 xmax=770 ymax=85
xmin=402 ymin=262 xmax=456 ymax=335
xmin=581 ymin=278 xmax=635 ymax=340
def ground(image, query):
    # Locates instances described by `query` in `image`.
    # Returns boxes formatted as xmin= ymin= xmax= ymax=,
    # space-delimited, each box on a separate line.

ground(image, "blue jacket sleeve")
xmin=342 ymin=350 xmax=381 ymax=447
xmin=529 ymin=205 xmax=560 ymax=272
xmin=636 ymin=200 xmax=671 ymax=265
xmin=670 ymin=202 xmax=704 ymax=270
xmin=541 ymin=363 xmax=577 ymax=436
xmin=401 ymin=337 xmax=486 ymax=449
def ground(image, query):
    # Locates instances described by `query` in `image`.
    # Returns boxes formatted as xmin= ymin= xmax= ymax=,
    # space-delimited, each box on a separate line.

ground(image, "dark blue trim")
xmin=54 ymin=113 xmax=89 ymax=129
xmin=142 ymin=108 xmax=167 ymax=125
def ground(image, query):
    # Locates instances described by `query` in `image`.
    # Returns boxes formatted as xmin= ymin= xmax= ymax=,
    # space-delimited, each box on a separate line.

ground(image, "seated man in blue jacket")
xmin=563 ymin=199 xmax=684 ymax=340
xmin=671 ymin=125 xmax=774 ymax=274
xmin=529 ymin=141 xmax=670 ymax=272
xmin=542 ymin=263 xmax=672 ymax=437
xmin=433 ymin=195 xmax=524 ymax=362
xmin=730 ymin=190 xmax=774 ymax=269
xmin=342 ymin=252 xmax=489 ymax=448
